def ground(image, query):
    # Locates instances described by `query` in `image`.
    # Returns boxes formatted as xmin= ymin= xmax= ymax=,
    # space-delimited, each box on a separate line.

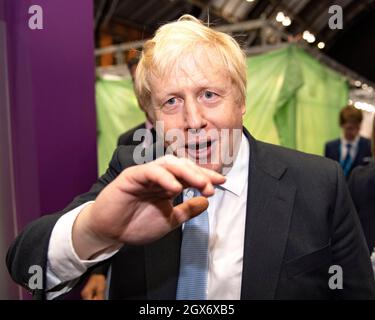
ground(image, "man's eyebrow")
xmin=156 ymin=86 xmax=227 ymax=101
xmin=155 ymin=91 xmax=180 ymax=100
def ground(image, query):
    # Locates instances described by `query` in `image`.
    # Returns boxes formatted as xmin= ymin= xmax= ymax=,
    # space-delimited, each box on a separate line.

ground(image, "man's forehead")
xmin=149 ymin=60 xmax=229 ymax=95
xmin=153 ymin=76 xmax=228 ymax=102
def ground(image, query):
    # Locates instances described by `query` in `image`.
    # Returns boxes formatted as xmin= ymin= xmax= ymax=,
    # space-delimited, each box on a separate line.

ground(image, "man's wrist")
xmin=72 ymin=203 xmax=121 ymax=260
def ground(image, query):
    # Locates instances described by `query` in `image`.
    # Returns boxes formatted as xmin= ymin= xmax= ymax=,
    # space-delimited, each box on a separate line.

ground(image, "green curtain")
xmin=96 ymin=45 xmax=348 ymax=176
xmin=244 ymin=45 xmax=348 ymax=155
xmin=293 ymin=47 xmax=348 ymax=154
xmin=96 ymin=78 xmax=145 ymax=175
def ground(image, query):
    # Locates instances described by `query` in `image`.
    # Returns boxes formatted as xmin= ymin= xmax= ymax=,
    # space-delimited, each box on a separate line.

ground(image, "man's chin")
xmin=194 ymin=162 xmax=223 ymax=174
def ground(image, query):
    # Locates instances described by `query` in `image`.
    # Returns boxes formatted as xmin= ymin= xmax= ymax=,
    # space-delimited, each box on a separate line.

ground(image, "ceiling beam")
xmin=95 ymin=18 xmax=266 ymax=56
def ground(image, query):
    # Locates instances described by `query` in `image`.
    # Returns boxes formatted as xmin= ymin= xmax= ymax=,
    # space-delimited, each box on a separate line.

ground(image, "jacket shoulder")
xmin=111 ymin=145 xmax=139 ymax=170
xmin=117 ymin=123 xmax=146 ymax=146
xmin=359 ymin=136 xmax=371 ymax=143
xmin=350 ymin=160 xmax=375 ymax=180
xmin=359 ymin=136 xmax=372 ymax=148
xmin=256 ymin=140 xmax=339 ymax=184
xmin=325 ymin=138 xmax=340 ymax=148
xmin=258 ymin=140 xmax=336 ymax=165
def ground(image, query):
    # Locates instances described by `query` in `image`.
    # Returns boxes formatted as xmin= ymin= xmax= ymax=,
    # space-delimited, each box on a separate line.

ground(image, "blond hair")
xmin=134 ymin=15 xmax=247 ymax=110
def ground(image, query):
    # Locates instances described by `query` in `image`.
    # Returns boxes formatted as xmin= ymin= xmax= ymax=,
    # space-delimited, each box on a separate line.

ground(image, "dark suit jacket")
xmin=324 ymin=137 xmax=372 ymax=177
xmin=348 ymin=160 xmax=375 ymax=254
xmin=117 ymin=122 xmax=156 ymax=147
xmin=7 ymin=129 xmax=375 ymax=299
xmin=90 ymin=123 xmax=158 ymax=277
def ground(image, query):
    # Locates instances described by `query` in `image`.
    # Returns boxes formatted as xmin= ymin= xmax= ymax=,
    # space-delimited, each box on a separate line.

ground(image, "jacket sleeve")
xmin=330 ymin=161 xmax=375 ymax=299
xmin=6 ymin=147 xmax=127 ymax=299
xmin=89 ymin=261 xmax=111 ymax=275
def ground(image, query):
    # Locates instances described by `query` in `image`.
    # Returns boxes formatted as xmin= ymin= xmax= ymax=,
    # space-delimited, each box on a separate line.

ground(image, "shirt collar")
xmin=218 ymin=133 xmax=250 ymax=197
xmin=145 ymin=120 xmax=153 ymax=130
xmin=341 ymin=135 xmax=360 ymax=147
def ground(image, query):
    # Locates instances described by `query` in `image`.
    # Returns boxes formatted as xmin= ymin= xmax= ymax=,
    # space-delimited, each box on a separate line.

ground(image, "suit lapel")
xmin=144 ymin=194 xmax=183 ymax=299
xmin=241 ymin=130 xmax=296 ymax=299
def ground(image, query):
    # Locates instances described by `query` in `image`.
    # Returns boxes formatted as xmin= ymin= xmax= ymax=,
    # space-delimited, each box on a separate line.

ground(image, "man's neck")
xmin=342 ymin=135 xmax=360 ymax=144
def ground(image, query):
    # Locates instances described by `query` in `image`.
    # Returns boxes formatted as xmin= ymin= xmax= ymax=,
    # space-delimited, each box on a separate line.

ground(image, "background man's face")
xmin=341 ymin=121 xmax=360 ymax=141
xmin=149 ymin=47 xmax=245 ymax=173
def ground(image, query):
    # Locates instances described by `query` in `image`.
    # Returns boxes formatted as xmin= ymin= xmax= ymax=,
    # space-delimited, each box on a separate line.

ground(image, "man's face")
xmin=149 ymin=47 xmax=245 ymax=173
xmin=341 ymin=121 xmax=360 ymax=141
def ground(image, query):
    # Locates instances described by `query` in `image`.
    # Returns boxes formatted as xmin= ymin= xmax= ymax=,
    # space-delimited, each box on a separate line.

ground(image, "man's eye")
xmin=165 ymin=97 xmax=176 ymax=105
xmin=204 ymin=91 xmax=216 ymax=99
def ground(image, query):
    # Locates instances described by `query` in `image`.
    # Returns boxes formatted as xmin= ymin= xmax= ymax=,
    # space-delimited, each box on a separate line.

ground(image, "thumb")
xmin=172 ymin=196 xmax=209 ymax=227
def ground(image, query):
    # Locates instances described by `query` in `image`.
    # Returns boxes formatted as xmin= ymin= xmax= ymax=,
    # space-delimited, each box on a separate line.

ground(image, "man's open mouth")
xmin=185 ymin=139 xmax=215 ymax=160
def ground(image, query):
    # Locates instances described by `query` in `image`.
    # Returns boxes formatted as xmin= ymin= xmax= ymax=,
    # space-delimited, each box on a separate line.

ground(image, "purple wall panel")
xmin=0 ymin=0 xmax=20 ymax=299
xmin=0 ymin=0 xmax=97 ymax=299
xmin=8 ymin=0 xmax=97 ymax=223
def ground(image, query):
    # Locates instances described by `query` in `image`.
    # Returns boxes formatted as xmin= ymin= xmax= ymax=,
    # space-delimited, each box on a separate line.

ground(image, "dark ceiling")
xmin=327 ymin=8 xmax=375 ymax=83
xmin=94 ymin=0 xmax=375 ymax=82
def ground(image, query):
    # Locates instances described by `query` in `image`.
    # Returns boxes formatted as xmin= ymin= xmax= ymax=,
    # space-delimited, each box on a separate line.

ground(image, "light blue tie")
xmin=176 ymin=188 xmax=209 ymax=300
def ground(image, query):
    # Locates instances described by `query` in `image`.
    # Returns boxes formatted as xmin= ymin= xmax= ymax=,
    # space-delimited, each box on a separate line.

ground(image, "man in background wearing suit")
xmin=7 ymin=15 xmax=375 ymax=300
xmin=325 ymin=105 xmax=372 ymax=178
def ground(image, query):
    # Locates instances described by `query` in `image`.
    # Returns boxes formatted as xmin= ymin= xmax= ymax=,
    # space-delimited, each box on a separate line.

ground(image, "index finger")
xmin=156 ymin=155 xmax=226 ymax=196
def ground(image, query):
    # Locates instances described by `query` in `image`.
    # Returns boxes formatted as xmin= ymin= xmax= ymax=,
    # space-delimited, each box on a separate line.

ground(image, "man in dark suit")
xmin=7 ymin=15 xmax=375 ymax=300
xmin=348 ymin=120 xmax=375 ymax=254
xmin=325 ymin=106 xmax=372 ymax=178
xmin=349 ymin=160 xmax=375 ymax=254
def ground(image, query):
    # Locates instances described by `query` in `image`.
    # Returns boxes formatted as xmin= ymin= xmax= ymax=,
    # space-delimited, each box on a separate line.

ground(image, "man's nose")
xmin=184 ymin=97 xmax=207 ymax=130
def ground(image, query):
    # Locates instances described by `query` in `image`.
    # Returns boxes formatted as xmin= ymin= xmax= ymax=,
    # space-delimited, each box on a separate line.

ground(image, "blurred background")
xmin=1 ymin=0 xmax=374 ymax=299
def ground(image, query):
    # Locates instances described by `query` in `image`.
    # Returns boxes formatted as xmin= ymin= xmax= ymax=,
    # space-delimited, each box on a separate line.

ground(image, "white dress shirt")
xmin=46 ymin=133 xmax=250 ymax=300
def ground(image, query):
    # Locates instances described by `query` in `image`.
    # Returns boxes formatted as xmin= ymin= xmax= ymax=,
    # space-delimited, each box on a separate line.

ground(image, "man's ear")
xmin=241 ymin=103 xmax=246 ymax=116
